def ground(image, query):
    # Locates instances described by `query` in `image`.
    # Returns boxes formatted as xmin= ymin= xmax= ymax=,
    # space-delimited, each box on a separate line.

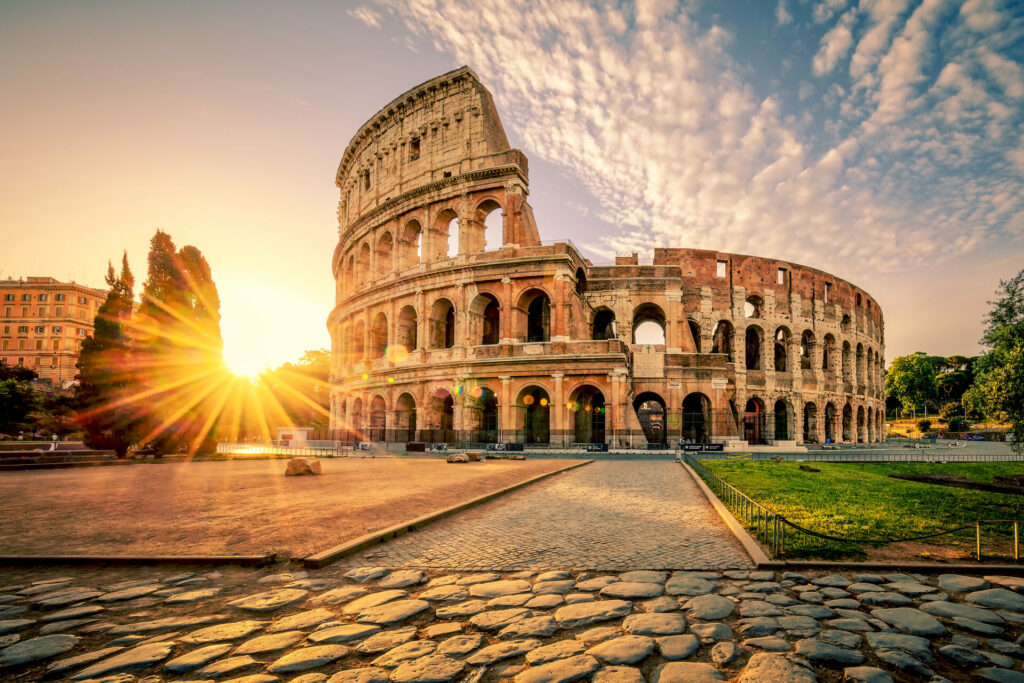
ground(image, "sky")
xmin=1 ymin=0 xmax=1022 ymax=374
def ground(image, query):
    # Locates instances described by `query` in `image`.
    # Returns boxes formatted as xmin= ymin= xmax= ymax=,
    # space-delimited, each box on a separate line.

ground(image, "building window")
xmin=39 ymin=294 xmax=47 ymax=302
xmin=363 ymin=170 xmax=371 ymax=190
xmin=1 ymin=326 xmax=7 ymax=334
xmin=38 ymin=307 xmax=47 ymax=316
xmin=410 ymin=138 xmax=420 ymax=161
xmin=55 ymin=306 xmax=62 ymax=316
xmin=52 ymin=326 xmax=61 ymax=333
xmin=18 ymin=340 xmax=26 ymax=350
xmin=52 ymin=339 xmax=60 ymax=350
xmin=3 ymin=294 xmax=11 ymax=302
xmin=56 ymin=293 xmax=65 ymax=302
xmin=17 ymin=357 xmax=23 ymax=366
xmin=35 ymin=339 xmax=43 ymax=350
xmin=35 ymin=326 xmax=44 ymax=333
xmin=1 ymin=340 xmax=7 ymax=350
xmin=824 ymin=282 xmax=832 ymax=302
xmin=21 ymin=307 xmax=28 ymax=317
xmin=777 ymin=268 xmax=786 ymax=284
xmin=18 ymin=326 xmax=27 ymax=334
xmin=79 ymin=296 xmax=87 ymax=305
xmin=78 ymin=328 xmax=86 ymax=336
xmin=21 ymin=294 xmax=30 ymax=302
xmin=4 ymin=306 xmax=10 ymax=316
xmin=716 ymin=260 xmax=727 ymax=278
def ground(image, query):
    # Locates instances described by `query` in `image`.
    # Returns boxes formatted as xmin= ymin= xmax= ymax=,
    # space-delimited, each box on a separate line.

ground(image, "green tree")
xmin=884 ymin=352 xmax=938 ymax=419
xmin=982 ymin=269 xmax=1024 ymax=351
xmin=76 ymin=255 xmax=138 ymax=457
xmin=259 ymin=348 xmax=331 ymax=431
xmin=0 ymin=376 xmax=39 ymax=435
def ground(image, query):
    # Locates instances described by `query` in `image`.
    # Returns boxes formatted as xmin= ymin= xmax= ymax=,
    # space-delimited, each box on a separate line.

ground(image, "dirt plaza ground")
xmin=0 ymin=457 xmax=580 ymax=558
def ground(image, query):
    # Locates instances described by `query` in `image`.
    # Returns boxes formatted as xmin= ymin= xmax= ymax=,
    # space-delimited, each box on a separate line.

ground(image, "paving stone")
xmin=70 ymin=641 xmax=175 ymax=680
xmin=799 ymin=592 xmax=824 ymax=604
xmin=537 ymin=571 xmax=572 ymax=582
xmin=372 ymin=639 xmax=437 ymax=667
xmin=354 ymin=627 xmax=417 ymax=654
xmin=859 ymin=592 xmax=912 ymax=607
xmin=665 ymin=575 xmax=715 ymax=596
xmin=737 ymin=617 xmax=780 ymax=637
xmin=969 ymin=589 xmax=1024 ymax=611
xmin=18 ymin=579 xmax=73 ymax=595
xmin=812 ymin=574 xmax=851 ymax=588
xmin=870 ymin=607 xmax=946 ymax=636
xmin=740 ymin=601 xmax=784 ymax=617
xmin=825 ymin=599 xmax=861 ymax=611
xmin=742 ymin=635 xmax=791 ymax=651
xmin=165 ymin=643 xmax=234 ymax=673
xmin=983 ymin=651 xmax=1015 ymax=668
xmin=233 ymin=630 xmax=306 ymax=654
xmin=268 ymin=608 xmax=335 ymax=632
xmin=468 ymin=580 xmax=532 ymax=598
xmin=267 ymin=644 xmax=349 ymax=673
xmin=526 ymin=639 xmax=586 ymax=665
xmin=919 ymin=600 xmax=1003 ymax=623
xmin=418 ymin=586 xmax=469 ymax=603
xmin=620 ymin=571 xmax=668 ymax=584
xmin=515 ymin=654 xmax=600 ymax=683
xmin=845 ymin=583 xmax=883 ymax=594
xmin=938 ymin=643 xmax=988 ymax=668
xmin=470 ymin=608 xmax=530 ymax=631
xmin=0 ymin=634 xmax=79 ymax=668
xmin=988 ymin=638 xmax=1024 ymax=656
xmin=309 ymin=586 xmax=370 ymax=606
xmin=622 ymin=612 xmax=685 ymax=636
xmin=864 ymin=631 xmax=933 ymax=660
xmin=45 ymin=646 xmax=124 ymax=677
xmin=986 ymin=576 xmax=1024 ymax=592
xmin=842 ymin=665 xmax=892 ymax=682
xmin=218 ymin=673 xmax=278 ymax=683
xmin=656 ymin=634 xmax=699 ymax=660
xmin=288 ymin=578 xmax=335 ymax=591
xmin=421 ymin=622 xmax=461 ymax=638
xmin=576 ymin=626 xmax=623 ymax=646
xmin=290 ymin=674 xmax=329 ymax=683
xmin=939 ymin=574 xmax=989 ymax=593
xmin=165 ymin=587 xmax=223 ymax=604
xmin=794 ymin=638 xmax=864 ymax=667
xmin=435 ymin=600 xmax=487 ymax=618
xmin=308 ymin=623 xmax=381 ymax=644
xmin=593 ymin=665 xmax=645 ymax=683
xmin=684 ymin=594 xmax=734 ymax=620
xmin=41 ymin=604 xmax=105 ymax=622
xmin=953 ymin=634 xmax=981 ymax=647
xmin=327 ymin=667 xmax=389 ymax=683
xmin=736 ymin=652 xmax=816 ymax=682
xmin=466 ymin=638 xmax=541 ymax=665
xmin=555 ymin=601 xmax=632 ymax=629
xmin=953 ymin=616 xmax=1004 ymax=635
xmin=745 ymin=581 xmax=783 ymax=593
xmin=639 ymin=596 xmax=677 ymax=613
xmin=196 ymin=654 xmax=262 ymax=677
xmin=778 ymin=615 xmax=819 ymax=632
xmin=260 ymin=570 xmax=309 ymax=584
xmin=357 ymin=599 xmax=429 ymax=625
xmin=388 ymin=654 xmax=465 ymax=683
xmin=0 ymin=606 xmax=26 ymax=619
xmin=786 ymin=605 xmax=834 ymax=619
xmin=575 ymin=577 xmax=619 ymax=592
xmin=689 ymin=622 xmax=733 ymax=642
xmin=600 ymin=583 xmax=663 ymax=599
xmin=181 ymin=620 xmax=267 ymax=644
xmin=824 ymin=618 xmax=873 ymax=632
xmin=0 ymin=634 xmax=17 ymax=647
xmin=229 ymin=589 xmax=308 ymax=613
xmin=651 ymin=661 xmax=725 ymax=682
xmin=500 ymin=616 xmax=559 ymax=639
xmin=586 ymin=635 xmax=654 ymax=665
xmin=343 ymin=567 xmax=389 ymax=583
xmin=711 ymin=641 xmax=744 ymax=665
xmin=0 ymin=618 xmax=35 ymax=634
xmin=436 ymin=633 xmax=482 ymax=657
xmin=489 ymin=593 xmax=533 ymax=607
xmin=766 ymin=593 xmax=801 ymax=606
xmin=455 ymin=573 xmax=501 ymax=585
xmin=819 ymin=588 xmax=852 ymax=599
xmin=35 ymin=589 xmax=103 ymax=608
xmin=973 ymin=667 xmax=1024 ymax=682
xmin=534 ymin=581 xmax=575 ymax=595
xmin=377 ymin=570 xmax=426 ymax=589
xmin=342 ymin=590 xmax=408 ymax=615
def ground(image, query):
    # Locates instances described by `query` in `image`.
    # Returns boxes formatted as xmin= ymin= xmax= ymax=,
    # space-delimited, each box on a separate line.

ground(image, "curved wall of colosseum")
xmin=327 ymin=67 xmax=886 ymax=447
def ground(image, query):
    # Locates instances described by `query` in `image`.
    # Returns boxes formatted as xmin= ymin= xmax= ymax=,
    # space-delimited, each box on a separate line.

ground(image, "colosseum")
xmin=327 ymin=67 xmax=885 ymax=449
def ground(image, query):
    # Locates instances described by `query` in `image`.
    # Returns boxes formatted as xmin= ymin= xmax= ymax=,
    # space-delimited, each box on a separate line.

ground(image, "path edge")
xmin=680 ymin=460 xmax=770 ymax=567
xmin=302 ymin=458 xmax=594 ymax=569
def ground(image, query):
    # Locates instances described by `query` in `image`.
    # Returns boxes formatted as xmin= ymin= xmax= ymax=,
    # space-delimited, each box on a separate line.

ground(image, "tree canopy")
xmin=884 ymin=352 xmax=938 ymax=418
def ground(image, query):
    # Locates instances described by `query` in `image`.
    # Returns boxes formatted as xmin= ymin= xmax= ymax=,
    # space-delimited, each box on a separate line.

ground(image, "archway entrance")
xmin=369 ymin=396 xmax=387 ymax=442
xmin=633 ymin=392 xmax=667 ymax=446
xmin=518 ymin=386 xmax=550 ymax=444
xmin=569 ymin=385 xmax=606 ymax=444
xmin=744 ymin=398 xmax=766 ymax=445
xmin=803 ymin=402 xmax=818 ymax=444
xmin=426 ymin=390 xmax=454 ymax=443
xmin=395 ymin=393 xmax=416 ymax=442
xmin=825 ymin=403 xmax=837 ymax=443
xmin=470 ymin=387 xmax=498 ymax=443
xmin=774 ymin=399 xmax=792 ymax=441
xmin=681 ymin=392 xmax=712 ymax=443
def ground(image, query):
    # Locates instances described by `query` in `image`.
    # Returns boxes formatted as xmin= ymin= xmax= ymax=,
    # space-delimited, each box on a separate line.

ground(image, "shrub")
xmin=917 ymin=418 xmax=932 ymax=433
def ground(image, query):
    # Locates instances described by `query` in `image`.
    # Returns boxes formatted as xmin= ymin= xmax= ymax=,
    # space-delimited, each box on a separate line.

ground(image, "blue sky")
xmin=1 ymin=0 xmax=1022 ymax=371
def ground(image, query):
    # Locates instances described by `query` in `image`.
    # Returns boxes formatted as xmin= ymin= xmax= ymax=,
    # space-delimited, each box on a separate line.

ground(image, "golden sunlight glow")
xmin=224 ymin=350 xmax=270 ymax=378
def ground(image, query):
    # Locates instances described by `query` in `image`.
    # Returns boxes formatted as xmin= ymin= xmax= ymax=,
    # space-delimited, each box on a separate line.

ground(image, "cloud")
xmin=347 ymin=6 xmax=382 ymax=28
xmin=813 ymin=9 xmax=857 ymax=75
xmin=776 ymin=0 xmax=793 ymax=26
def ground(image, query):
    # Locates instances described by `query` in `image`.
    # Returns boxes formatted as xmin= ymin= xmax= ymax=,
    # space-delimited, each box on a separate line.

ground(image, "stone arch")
xmin=395 ymin=392 xmax=417 ymax=442
xmin=822 ymin=333 xmax=837 ymax=373
xmin=351 ymin=397 xmax=363 ymax=437
xmin=575 ymin=268 xmax=587 ymax=296
xmin=800 ymin=330 xmax=816 ymax=370
xmin=476 ymin=198 xmax=503 ymax=252
xmin=399 ymin=219 xmax=422 ymax=270
xmin=745 ymin=325 xmax=764 ymax=370
xmin=856 ymin=342 xmax=865 ymax=385
xmin=857 ymin=404 xmax=866 ymax=442
xmin=466 ymin=385 xmax=499 ymax=443
xmin=375 ymin=232 xmax=393 ymax=279
xmin=803 ymin=401 xmax=818 ymax=443
xmin=841 ymin=314 xmax=851 ymax=332
xmin=592 ymin=308 xmax=616 ymax=340
xmin=429 ymin=298 xmax=456 ymax=349
xmin=825 ymin=402 xmax=838 ymax=443
xmin=425 ymin=387 xmax=455 ymax=443
xmin=843 ymin=403 xmax=853 ymax=442
xmin=712 ymin=320 xmax=734 ymax=361
xmin=842 ymin=341 xmax=853 ymax=383
xmin=370 ymin=312 xmax=388 ymax=358
xmin=352 ymin=319 xmax=365 ymax=361
xmin=517 ymin=288 xmax=551 ymax=342
xmin=369 ymin=395 xmax=387 ymax=442
xmin=633 ymin=303 xmax=666 ymax=345
xmin=397 ymin=305 xmax=417 ymax=352
xmin=744 ymin=397 xmax=767 ymax=445
xmin=469 ymin=293 xmax=501 ymax=346
xmin=633 ymin=392 xmax=667 ymax=445
xmin=569 ymin=384 xmax=606 ymax=444
xmin=516 ymin=385 xmax=550 ymax=444
xmin=688 ymin=319 xmax=702 ymax=353
xmin=774 ymin=399 xmax=794 ymax=441
xmin=682 ymin=392 xmax=712 ymax=443
xmin=359 ymin=242 xmax=371 ymax=277
xmin=432 ymin=208 xmax=459 ymax=261
xmin=774 ymin=327 xmax=790 ymax=371
xmin=744 ymin=295 xmax=764 ymax=319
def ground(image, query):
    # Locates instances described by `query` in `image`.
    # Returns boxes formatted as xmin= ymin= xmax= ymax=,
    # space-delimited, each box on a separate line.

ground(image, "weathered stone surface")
xmin=372 ymin=639 xmax=437 ymax=667
xmin=870 ymin=607 xmax=946 ymax=636
xmin=229 ymin=588 xmax=308 ymax=612
xmin=342 ymin=589 xmax=407 ymax=615
xmin=164 ymin=643 xmax=233 ymax=673
xmin=576 ymin=626 xmax=623 ymax=646
xmin=864 ymin=632 xmax=933 ymax=660
xmin=181 ymin=620 xmax=267 ymax=644
xmin=794 ymin=638 xmax=865 ymax=667
xmin=0 ymin=634 xmax=79 ymax=668
xmin=555 ymin=601 xmax=632 ymax=629
xmin=657 ymin=634 xmax=699 ymax=660
xmin=824 ymin=618 xmax=873 ymax=632
xmin=859 ymin=592 xmax=913 ymax=607
xmin=70 ymin=641 xmax=175 ymax=679
xmin=489 ymin=593 xmax=533 ymax=607
xmin=355 ymin=627 xmax=417 ymax=654
xmin=813 ymin=575 xmax=851 ymax=588
xmin=436 ymin=633 xmax=482 ymax=657
xmin=500 ymin=615 xmax=559 ymax=639
xmin=106 ymin=614 xmax=227 ymax=634
xmin=534 ymin=580 xmax=575 ymax=595
xmin=938 ymin=643 xmax=989 ymax=668
xmin=920 ymin=599 xmax=1003 ymax=623
xmin=665 ymin=575 xmax=714 ymax=596
xmin=267 ymin=644 xmax=349 ymax=673
xmin=435 ymin=600 xmax=487 ymax=618
xmin=586 ymin=635 xmax=655 ymax=665
xmin=738 ymin=617 xmax=780 ymax=637
xmin=527 ymin=594 xmax=565 ymax=609
xmin=100 ymin=584 xmax=163 ymax=602
xmin=165 ymin=587 xmax=223 ymax=604
xmin=969 ymin=589 xmax=1024 ymax=611
xmin=841 ymin=665 xmax=891 ymax=682
xmin=740 ymin=601 xmax=785 ymax=617
xmin=356 ymin=599 xmax=429 ymax=625
xmin=234 ymin=630 xmax=306 ymax=654
xmin=526 ymin=639 xmax=586 ymax=665
xmin=575 ymin=577 xmax=619 ymax=592
xmin=418 ymin=585 xmax=469 ymax=603
xmin=787 ymin=605 xmax=835 ymax=619
xmin=466 ymin=638 xmax=541 ymax=665
xmin=537 ymin=571 xmax=572 ymax=582
xmin=470 ymin=607 xmax=530 ymax=631
xmin=195 ymin=654 xmax=262 ymax=677
xmin=954 ymin=616 xmax=1004 ymax=635
xmin=939 ymin=574 xmax=990 ymax=593
xmin=45 ymin=646 xmax=124 ymax=677
xmin=327 ymin=666 xmax=390 ymax=683
xmin=268 ymin=608 xmax=335 ymax=632
xmin=389 ymin=654 xmax=465 ymax=683
xmin=0 ymin=619 xmax=34 ymax=635
xmin=593 ymin=665 xmax=645 ymax=683
xmin=620 ymin=571 xmax=668 ymax=584
xmin=308 ymin=623 xmax=381 ymax=644
xmin=40 ymin=605 xmax=104 ymax=622
xmin=35 ymin=589 xmax=103 ymax=608
xmin=684 ymin=594 xmax=735 ymax=620
xmin=736 ymin=652 xmax=816 ymax=682
xmin=469 ymin=580 xmax=532 ymax=598
xmin=378 ymin=570 xmax=426 ymax=589
xmin=515 ymin=654 xmax=600 ymax=683
xmin=455 ymin=573 xmax=501 ymax=585
xmin=599 ymin=583 xmax=663 ymax=599
xmin=742 ymin=636 xmax=791 ymax=651
xmin=421 ymin=623 xmax=461 ymax=640
xmin=311 ymin=585 xmax=370 ymax=606
xmin=285 ymin=457 xmax=322 ymax=475
xmin=985 ymin=576 xmax=1024 ymax=592
xmin=973 ymin=667 xmax=1024 ymax=682
xmin=343 ymin=567 xmax=389 ymax=583
xmin=651 ymin=661 xmax=725 ymax=683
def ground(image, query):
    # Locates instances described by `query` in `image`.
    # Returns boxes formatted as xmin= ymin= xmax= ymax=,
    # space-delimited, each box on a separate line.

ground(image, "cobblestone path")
xmin=342 ymin=461 xmax=752 ymax=571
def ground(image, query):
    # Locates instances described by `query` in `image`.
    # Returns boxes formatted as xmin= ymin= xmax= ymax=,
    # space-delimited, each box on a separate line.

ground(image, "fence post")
xmin=976 ymin=521 xmax=982 ymax=562
xmin=1016 ymin=522 xmax=1020 ymax=562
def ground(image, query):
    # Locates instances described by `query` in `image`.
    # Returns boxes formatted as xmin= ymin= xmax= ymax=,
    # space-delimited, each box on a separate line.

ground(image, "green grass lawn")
xmin=700 ymin=460 xmax=1024 ymax=559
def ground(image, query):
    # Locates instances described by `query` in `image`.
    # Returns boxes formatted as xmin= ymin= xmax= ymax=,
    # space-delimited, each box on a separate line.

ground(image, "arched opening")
xmin=744 ymin=295 xmax=763 ymax=319
xmin=843 ymin=403 xmax=853 ymax=442
xmin=856 ymin=292 xmax=862 ymax=307
xmin=856 ymin=343 xmax=865 ymax=384
xmin=517 ymin=289 xmax=551 ymax=343
xmin=868 ymin=406 xmax=875 ymax=442
xmin=633 ymin=303 xmax=666 ymax=345
xmin=841 ymin=314 xmax=851 ymax=332
xmin=744 ymin=398 xmax=766 ymax=444
xmin=518 ymin=386 xmax=550 ymax=444
xmin=399 ymin=220 xmax=422 ymax=270
xmin=633 ymin=392 xmax=667 ymax=445
xmin=359 ymin=242 xmax=371 ymax=278
xmin=842 ymin=341 xmax=852 ymax=383
xmin=397 ymin=305 xmax=417 ymax=352
xmin=352 ymin=320 xmax=365 ymax=361
xmin=682 ymin=393 xmax=712 ymax=443
xmin=345 ymin=254 xmax=355 ymax=293
xmin=370 ymin=312 xmax=388 ymax=358
xmin=351 ymin=398 xmax=363 ymax=439
xmin=857 ymin=405 xmax=866 ymax=443
xmin=774 ymin=399 xmax=793 ymax=441
xmin=803 ymin=402 xmax=818 ymax=443
xmin=825 ymin=402 xmax=837 ymax=443
xmin=395 ymin=393 xmax=417 ymax=442
xmin=800 ymin=330 xmax=815 ymax=370
xmin=469 ymin=386 xmax=498 ymax=443
xmin=774 ymin=327 xmax=790 ymax=372
xmin=575 ymin=268 xmax=587 ymax=295
xmin=745 ymin=326 xmax=763 ymax=370
xmin=431 ymin=209 xmax=459 ymax=261
xmin=478 ymin=200 xmax=503 ymax=252
xmin=569 ymin=385 xmax=606 ymax=444
xmin=711 ymin=320 xmax=734 ymax=361
xmin=688 ymin=320 xmax=702 ymax=352
xmin=430 ymin=298 xmax=455 ymax=349
xmin=470 ymin=293 xmax=500 ymax=346
xmin=822 ymin=334 xmax=836 ymax=373
xmin=426 ymin=389 xmax=455 ymax=443
xmin=592 ymin=308 xmax=616 ymax=340
xmin=375 ymin=232 xmax=393 ymax=279
xmin=369 ymin=395 xmax=387 ymax=442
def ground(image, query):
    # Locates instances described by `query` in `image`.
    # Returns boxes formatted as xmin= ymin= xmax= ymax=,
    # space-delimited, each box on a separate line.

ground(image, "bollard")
xmin=976 ymin=521 xmax=982 ymax=562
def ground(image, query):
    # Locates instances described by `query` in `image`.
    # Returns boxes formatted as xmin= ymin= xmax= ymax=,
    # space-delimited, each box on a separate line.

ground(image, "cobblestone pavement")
xmin=341 ymin=461 xmax=751 ymax=572
xmin=3 ymin=563 xmax=1024 ymax=682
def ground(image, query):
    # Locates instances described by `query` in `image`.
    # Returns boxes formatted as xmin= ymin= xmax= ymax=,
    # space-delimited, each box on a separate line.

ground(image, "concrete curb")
xmin=680 ymin=460 xmax=770 ymax=567
xmin=303 ymin=459 xmax=594 ymax=569
xmin=0 ymin=554 xmax=276 ymax=567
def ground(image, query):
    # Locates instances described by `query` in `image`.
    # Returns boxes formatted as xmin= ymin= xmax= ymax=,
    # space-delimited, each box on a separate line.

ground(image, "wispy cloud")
xmin=347 ymin=6 xmax=382 ymax=28
xmin=776 ymin=0 xmax=793 ymax=26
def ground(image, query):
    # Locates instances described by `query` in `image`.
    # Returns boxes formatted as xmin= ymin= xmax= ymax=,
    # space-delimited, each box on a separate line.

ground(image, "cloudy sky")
xmin=2 ymin=0 xmax=1022 ymax=373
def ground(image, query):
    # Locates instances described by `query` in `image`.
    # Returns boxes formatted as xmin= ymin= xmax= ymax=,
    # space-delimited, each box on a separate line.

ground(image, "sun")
xmin=223 ymin=348 xmax=270 ymax=378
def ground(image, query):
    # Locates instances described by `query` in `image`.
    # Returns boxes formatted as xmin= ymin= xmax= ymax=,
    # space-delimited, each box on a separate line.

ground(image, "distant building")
xmin=0 ymin=276 xmax=106 ymax=390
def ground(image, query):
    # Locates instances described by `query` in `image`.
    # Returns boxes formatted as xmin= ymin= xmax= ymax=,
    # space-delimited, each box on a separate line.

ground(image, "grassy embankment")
xmin=702 ymin=460 xmax=1024 ymax=560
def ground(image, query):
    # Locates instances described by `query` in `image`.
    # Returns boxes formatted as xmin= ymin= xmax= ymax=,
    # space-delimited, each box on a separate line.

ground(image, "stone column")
xmin=611 ymin=371 xmax=627 ymax=446
xmin=415 ymin=291 xmax=426 ymax=350
xmin=500 ymin=276 xmax=515 ymax=342
xmin=552 ymin=275 xmax=569 ymax=342
xmin=794 ymin=401 xmax=805 ymax=444
xmin=499 ymin=375 xmax=512 ymax=441
xmin=551 ymin=373 xmax=565 ymax=445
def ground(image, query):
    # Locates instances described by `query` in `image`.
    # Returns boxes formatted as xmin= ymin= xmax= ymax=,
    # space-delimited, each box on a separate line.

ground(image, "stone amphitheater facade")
xmin=327 ymin=67 xmax=885 ymax=448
